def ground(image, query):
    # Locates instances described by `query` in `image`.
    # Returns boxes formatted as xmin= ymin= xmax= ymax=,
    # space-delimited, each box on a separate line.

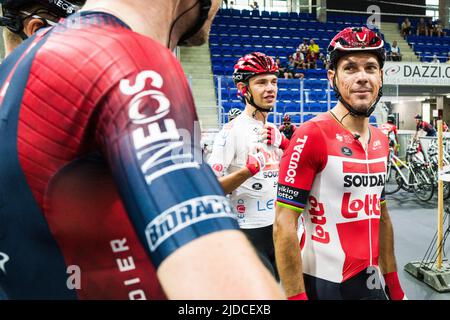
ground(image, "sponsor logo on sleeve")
xmin=145 ymin=196 xmax=234 ymax=252
xmin=120 ymin=70 xmax=200 ymax=185
xmin=284 ymin=136 xmax=308 ymax=184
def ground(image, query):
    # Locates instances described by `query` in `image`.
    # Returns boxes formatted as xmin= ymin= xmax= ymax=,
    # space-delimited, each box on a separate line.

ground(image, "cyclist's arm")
xmin=274 ymin=122 xmax=326 ymax=298
xmin=274 ymin=206 xmax=305 ymax=297
xmin=218 ymin=167 xmax=253 ymax=194
xmin=96 ymin=48 xmax=283 ymax=299
xmin=378 ymin=202 xmax=398 ymax=274
xmin=208 ymin=125 xmax=248 ymax=194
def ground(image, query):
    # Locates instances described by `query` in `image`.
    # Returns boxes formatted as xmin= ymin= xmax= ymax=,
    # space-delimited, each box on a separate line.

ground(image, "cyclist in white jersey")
xmin=208 ymin=52 xmax=290 ymax=280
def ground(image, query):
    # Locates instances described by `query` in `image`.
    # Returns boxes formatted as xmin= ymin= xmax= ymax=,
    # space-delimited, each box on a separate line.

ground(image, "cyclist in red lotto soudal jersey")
xmin=380 ymin=114 xmax=399 ymax=154
xmin=380 ymin=115 xmax=398 ymax=145
xmin=275 ymin=27 xmax=406 ymax=300
xmin=208 ymin=52 xmax=290 ymax=280
xmin=0 ymin=0 xmax=284 ymax=300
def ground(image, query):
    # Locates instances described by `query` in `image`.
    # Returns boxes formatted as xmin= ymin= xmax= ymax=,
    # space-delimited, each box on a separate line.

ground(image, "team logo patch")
xmin=212 ymin=163 xmax=223 ymax=173
xmin=341 ymin=146 xmax=353 ymax=156
xmin=252 ymin=183 xmax=263 ymax=190
xmin=236 ymin=199 xmax=246 ymax=213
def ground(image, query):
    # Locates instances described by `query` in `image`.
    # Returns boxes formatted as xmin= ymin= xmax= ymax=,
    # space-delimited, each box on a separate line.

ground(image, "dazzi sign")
xmin=384 ymin=62 xmax=450 ymax=86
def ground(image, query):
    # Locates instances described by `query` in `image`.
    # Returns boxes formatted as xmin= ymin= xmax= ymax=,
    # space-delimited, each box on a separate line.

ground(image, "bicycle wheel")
xmin=413 ymin=167 xmax=435 ymax=202
xmin=385 ymin=163 xmax=402 ymax=195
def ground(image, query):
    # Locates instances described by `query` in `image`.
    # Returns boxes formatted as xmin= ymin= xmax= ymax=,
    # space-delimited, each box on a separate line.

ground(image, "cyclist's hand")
xmin=246 ymin=149 xmax=266 ymax=176
xmin=261 ymin=123 xmax=290 ymax=150
xmin=384 ymin=272 xmax=406 ymax=300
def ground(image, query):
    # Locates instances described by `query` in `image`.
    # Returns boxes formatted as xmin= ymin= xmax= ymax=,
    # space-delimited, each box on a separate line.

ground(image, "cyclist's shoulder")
xmin=296 ymin=112 xmax=334 ymax=137
xmin=47 ymin=13 xmax=167 ymax=67
xmin=370 ymin=124 xmax=389 ymax=138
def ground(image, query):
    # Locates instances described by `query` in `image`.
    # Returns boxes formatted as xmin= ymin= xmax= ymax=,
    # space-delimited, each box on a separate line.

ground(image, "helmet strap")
xmin=240 ymin=86 xmax=272 ymax=119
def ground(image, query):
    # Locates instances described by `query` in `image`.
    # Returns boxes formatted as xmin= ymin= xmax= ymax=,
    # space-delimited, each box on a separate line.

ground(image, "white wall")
xmin=392 ymin=101 xmax=422 ymax=130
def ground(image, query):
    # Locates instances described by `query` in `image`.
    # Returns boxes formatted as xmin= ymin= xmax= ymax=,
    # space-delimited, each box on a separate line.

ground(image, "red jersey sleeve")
xmin=93 ymin=33 xmax=238 ymax=267
xmin=276 ymin=121 xmax=327 ymax=213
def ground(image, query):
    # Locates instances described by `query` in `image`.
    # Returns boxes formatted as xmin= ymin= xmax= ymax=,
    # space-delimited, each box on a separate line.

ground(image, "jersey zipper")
xmin=364 ymin=145 xmax=373 ymax=267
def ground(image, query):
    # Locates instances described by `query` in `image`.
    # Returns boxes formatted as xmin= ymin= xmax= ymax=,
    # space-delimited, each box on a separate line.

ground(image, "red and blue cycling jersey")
xmin=0 ymin=12 xmax=238 ymax=299
xmin=277 ymin=112 xmax=389 ymax=285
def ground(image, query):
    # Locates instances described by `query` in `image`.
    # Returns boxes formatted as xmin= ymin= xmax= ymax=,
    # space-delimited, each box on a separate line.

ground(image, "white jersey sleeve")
xmin=207 ymin=122 xmax=236 ymax=177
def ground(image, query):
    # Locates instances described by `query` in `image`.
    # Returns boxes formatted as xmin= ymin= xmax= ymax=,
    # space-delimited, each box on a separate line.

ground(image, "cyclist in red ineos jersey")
xmin=274 ymin=27 xmax=407 ymax=300
xmin=0 ymin=0 xmax=284 ymax=299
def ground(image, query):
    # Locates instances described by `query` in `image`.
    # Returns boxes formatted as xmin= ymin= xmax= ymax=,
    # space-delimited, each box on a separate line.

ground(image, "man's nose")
xmin=355 ymin=70 xmax=370 ymax=84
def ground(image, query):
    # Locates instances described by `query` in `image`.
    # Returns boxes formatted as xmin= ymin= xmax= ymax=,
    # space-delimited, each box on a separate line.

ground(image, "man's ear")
xmin=23 ymin=18 xmax=47 ymax=37
xmin=327 ymin=69 xmax=335 ymax=89
xmin=236 ymin=82 xmax=249 ymax=96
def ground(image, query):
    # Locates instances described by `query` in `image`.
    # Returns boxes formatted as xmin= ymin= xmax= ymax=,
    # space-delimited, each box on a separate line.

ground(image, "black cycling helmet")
xmin=0 ymin=0 xmax=81 ymax=17
xmin=387 ymin=114 xmax=395 ymax=123
xmin=414 ymin=114 xmax=422 ymax=120
xmin=177 ymin=0 xmax=212 ymax=46
xmin=0 ymin=0 xmax=83 ymax=39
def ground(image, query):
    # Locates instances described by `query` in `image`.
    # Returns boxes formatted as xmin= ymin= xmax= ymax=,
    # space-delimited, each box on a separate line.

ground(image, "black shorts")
xmin=304 ymin=267 xmax=388 ymax=300
xmin=241 ymin=225 xmax=279 ymax=281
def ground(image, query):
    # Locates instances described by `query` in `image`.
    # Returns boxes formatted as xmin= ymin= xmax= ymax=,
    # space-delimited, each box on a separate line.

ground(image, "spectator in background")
xmin=426 ymin=19 xmax=434 ymax=36
xmin=446 ymin=53 xmax=450 ymax=64
xmin=223 ymin=0 xmax=228 ymax=9
xmin=388 ymin=41 xmax=402 ymax=61
xmin=279 ymin=114 xmax=297 ymax=140
xmin=275 ymin=56 xmax=289 ymax=79
xmin=229 ymin=1 xmax=234 ymax=9
xmin=318 ymin=52 xmax=329 ymax=69
xmin=416 ymin=18 xmax=428 ymax=36
xmin=293 ymin=48 xmax=305 ymax=69
xmin=400 ymin=18 xmax=411 ymax=38
xmin=308 ymin=39 xmax=320 ymax=55
xmin=432 ymin=19 xmax=446 ymax=37
xmin=250 ymin=1 xmax=259 ymax=10
xmin=305 ymin=51 xmax=317 ymax=69
xmin=286 ymin=55 xmax=304 ymax=78
xmin=431 ymin=54 xmax=440 ymax=63
xmin=299 ymin=38 xmax=309 ymax=56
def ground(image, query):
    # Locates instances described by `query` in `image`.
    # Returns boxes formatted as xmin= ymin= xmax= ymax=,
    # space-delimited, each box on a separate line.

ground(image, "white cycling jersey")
xmin=208 ymin=113 xmax=282 ymax=229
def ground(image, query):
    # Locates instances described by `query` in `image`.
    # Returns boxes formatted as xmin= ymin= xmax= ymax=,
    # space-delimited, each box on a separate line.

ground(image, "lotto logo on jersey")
xmin=308 ymin=196 xmax=330 ymax=244
xmin=341 ymin=193 xmax=381 ymax=219
xmin=145 ymin=196 xmax=234 ymax=251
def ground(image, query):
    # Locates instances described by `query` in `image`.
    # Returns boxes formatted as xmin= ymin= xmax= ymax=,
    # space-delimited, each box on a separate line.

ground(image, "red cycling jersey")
xmin=379 ymin=123 xmax=397 ymax=137
xmin=277 ymin=112 xmax=389 ymax=284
